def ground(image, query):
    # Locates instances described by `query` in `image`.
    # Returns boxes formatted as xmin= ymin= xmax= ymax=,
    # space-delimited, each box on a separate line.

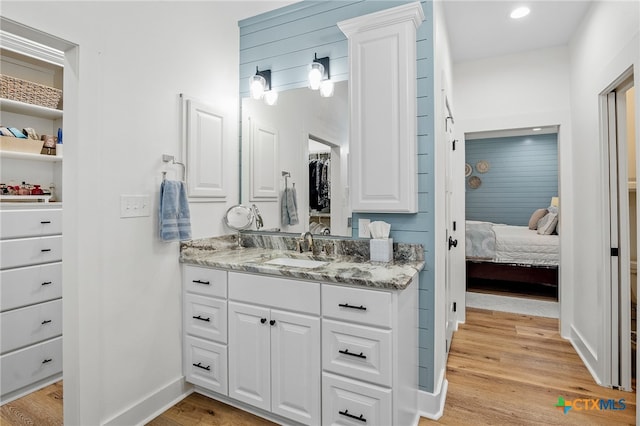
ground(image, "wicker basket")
xmin=0 ymin=74 xmax=62 ymax=109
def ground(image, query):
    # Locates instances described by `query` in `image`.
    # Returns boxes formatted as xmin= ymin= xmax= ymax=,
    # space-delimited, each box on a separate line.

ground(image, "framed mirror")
xmin=240 ymin=81 xmax=350 ymax=236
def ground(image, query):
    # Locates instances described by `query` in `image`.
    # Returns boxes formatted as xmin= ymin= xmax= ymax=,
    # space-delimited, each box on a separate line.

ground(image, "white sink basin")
xmin=264 ymin=257 xmax=328 ymax=269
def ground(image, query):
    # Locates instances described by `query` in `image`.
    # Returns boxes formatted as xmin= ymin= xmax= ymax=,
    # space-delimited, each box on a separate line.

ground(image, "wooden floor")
xmin=1 ymin=309 xmax=635 ymax=425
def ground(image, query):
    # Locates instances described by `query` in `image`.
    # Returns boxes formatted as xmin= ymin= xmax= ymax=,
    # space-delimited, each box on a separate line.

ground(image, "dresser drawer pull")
xmin=338 ymin=303 xmax=367 ymax=311
xmin=41 ymin=319 xmax=52 ymax=325
xmin=338 ymin=349 xmax=367 ymax=359
xmin=41 ymin=281 xmax=53 ymax=286
xmin=192 ymin=315 xmax=210 ymax=322
xmin=192 ymin=279 xmax=210 ymax=285
xmin=193 ymin=362 xmax=210 ymax=371
xmin=42 ymin=358 xmax=53 ymax=364
xmin=41 ymin=249 xmax=52 ymax=252
xmin=339 ymin=409 xmax=366 ymax=423
xmin=40 ymin=221 xmax=51 ymax=224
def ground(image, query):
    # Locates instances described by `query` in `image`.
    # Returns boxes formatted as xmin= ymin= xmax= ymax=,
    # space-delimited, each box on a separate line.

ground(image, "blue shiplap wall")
xmin=465 ymin=134 xmax=558 ymax=225
xmin=239 ymin=0 xmax=435 ymax=392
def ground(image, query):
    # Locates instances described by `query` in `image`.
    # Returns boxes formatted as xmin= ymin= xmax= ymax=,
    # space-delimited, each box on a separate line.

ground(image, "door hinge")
xmin=453 ymin=221 xmax=457 ymax=231
xmin=453 ymin=302 xmax=457 ymax=312
xmin=446 ymin=339 xmax=449 ymax=353
xmin=452 ymin=140 xmax=457 ymax=151
xmin=611 ymin=247 xmax=619 ymax=256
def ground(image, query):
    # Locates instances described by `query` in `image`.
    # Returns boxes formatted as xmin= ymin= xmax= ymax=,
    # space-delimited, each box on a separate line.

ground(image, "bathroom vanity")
xmin=180 ymin=234 xmax=423 ymax=426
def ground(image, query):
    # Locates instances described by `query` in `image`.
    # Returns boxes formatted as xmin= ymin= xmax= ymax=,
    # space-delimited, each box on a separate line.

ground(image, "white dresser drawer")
xmin=322 ymin=372 xmax=391 ymax=426
xmin=185 ymin=293 xmax=227 ymax=343
xmin=1 ymin=336 xmax=62 ymax=396
xmin=229 ymin=272 xmax=320 ymax=315
xmin=322 ymin=284 xmax=391 ymax=328
xmin=322 ymin=319 xmax=391 ymax=387
xmin=0 ymin=236 xmax=63 ymax=269
xmin=0 ymin=262 xmax=62 ymax=311
xmin=183 ymin=265 xmax=227 ymax=298
xmin=184 ymin=336 xmax=228 ymax=396
xmin=0 ymin=209 xmax=62 ymax=239
xmin=1 ymin=299 xmax=62 ymax=354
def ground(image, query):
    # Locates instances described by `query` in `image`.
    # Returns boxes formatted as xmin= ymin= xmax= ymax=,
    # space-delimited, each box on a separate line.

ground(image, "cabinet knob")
xmin=260 ymin=318 xmax=267 ymax=324
xmin=270 ymin=319 xmax=276 ymax=326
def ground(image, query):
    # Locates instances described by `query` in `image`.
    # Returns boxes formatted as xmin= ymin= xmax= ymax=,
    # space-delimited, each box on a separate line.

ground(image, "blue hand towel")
xmin=280 ymin=187 xmax=299 ymax=226
xmin=159 ymin=180 xmax=192 ymax=241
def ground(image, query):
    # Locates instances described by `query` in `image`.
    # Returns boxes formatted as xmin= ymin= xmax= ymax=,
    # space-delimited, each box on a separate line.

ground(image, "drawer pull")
xmin=41 ymin=281 xmax=53 ymax=286
xmin=338 ymin=349 xmax=367 ymax=359
xmin=270 ymin=319 xmax=276 ymax=326
xmin=41 ymin=319 xmax=52 ymax=325
xmin=193 ymin=362 xmax=210 ymax=371
xmin=41 ymin=249 xmax=52 ymax=252
xmin=192 ymin=315 xmax=210 ymax=322
xmin=338 ymin=303 xmax=367 ymax=311
xmin=339 ymin=409 xmax=366 ymax=423
xmin=260 ymin=318 xmax=267 ymax=324
xmin=40 ymin=221 xmax=51 ymax=224
xmin=192 ymin=279 xmax=210 ymax=285
xmin=42 ymin=358 xmax=53 ymax=364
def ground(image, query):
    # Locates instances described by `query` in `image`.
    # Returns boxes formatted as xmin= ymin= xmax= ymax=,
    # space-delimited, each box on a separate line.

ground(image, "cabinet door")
xmin=228 ymin=301 xmax=270 ymax=411
xmin=270 ymin=309 xmax=320 ymax=425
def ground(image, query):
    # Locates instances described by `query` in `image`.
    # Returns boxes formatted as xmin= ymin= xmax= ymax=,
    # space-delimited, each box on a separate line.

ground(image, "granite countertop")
xmin=180 ymin=234 xmax=425 ymax=290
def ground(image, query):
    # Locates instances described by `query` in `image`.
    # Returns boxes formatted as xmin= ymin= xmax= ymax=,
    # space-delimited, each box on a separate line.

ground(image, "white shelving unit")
xmin=0 ymin=98 xmax=63 ymax=120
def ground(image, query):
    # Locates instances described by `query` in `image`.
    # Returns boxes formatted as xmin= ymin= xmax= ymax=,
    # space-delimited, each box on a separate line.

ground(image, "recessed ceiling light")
xmin=532 ymin=127 xmax=542 ymax=131
xmin=510 ymin=6 xmax=530 ymax=19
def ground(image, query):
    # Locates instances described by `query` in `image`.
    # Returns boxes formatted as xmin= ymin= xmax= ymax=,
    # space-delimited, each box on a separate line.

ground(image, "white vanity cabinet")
xmin=321 ymin=281 xmax=418 ymax=426
xmin=0 ymin=206 xmax=63 ymax=403
xmin=338 ymin=2 xmax=424 ymax=213
xmin=228 ymin=272 xmax=321 ymax=426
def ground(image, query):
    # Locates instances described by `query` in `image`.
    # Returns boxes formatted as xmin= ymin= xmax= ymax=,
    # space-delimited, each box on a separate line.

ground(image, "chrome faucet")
xmin=298 ymin=231 xmax=314 ymax=253
xmin=252 ymin=204 xmax=264 ymax=230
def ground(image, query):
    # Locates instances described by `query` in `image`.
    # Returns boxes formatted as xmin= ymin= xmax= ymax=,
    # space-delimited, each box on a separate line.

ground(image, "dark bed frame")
xmin=466 ymin=260 xmax=558 ymax=287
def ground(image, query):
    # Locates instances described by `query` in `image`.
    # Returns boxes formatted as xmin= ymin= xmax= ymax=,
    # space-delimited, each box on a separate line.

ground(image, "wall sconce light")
xmin=250 ymin=66 xmax=278 ymax=105
xmin=308 ymin=53 xmax=334 ymax=97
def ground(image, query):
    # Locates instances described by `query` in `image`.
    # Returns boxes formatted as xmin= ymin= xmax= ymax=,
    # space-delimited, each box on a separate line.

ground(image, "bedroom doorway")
xmin=463 ymin=127 xmax=561 ymax=317
xmin=602 ymin=70 xmax=636 ymax=391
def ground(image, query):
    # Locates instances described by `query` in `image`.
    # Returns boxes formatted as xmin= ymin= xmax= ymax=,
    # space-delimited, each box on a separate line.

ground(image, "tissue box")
xmin=370 ymin=238 xmax=393 ymax=262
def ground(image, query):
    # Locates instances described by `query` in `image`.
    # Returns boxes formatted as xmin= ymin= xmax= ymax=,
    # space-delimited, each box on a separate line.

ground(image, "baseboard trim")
xmin=102 ymin=377 xmax=192 ymax=426
xmin=417 ymin=378 xmax=448 ymax=420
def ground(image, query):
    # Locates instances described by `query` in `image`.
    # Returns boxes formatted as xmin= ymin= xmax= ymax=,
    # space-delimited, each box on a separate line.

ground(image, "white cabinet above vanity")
xmin=339 ymin=2 xmax=424 ymax=213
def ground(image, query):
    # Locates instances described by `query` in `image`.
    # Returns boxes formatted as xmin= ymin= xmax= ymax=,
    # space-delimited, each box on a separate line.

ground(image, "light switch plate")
xmin=358 ymin=218 xmax=371 ymax=238
xmin=120 ymin=195 xmax=150 ymax=218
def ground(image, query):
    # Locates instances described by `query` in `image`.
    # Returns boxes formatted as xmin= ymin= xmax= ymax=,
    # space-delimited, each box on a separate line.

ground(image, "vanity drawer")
xmin=322 ymin=319 xmax=391 ymax=387
xmin=1 ymin=299 xmax=62 ymax=354
xmin=0 ymin=236 xmax=63 ymax=269
xmin=0 ymin=262 xmax=62 ymax=311
xmin=183 ymin=265 xmax=227 ymax=298
xmin=322 ymin=284 xmax=391 ymax=328
xmin=1 ymin=336 xmax=62 ymax=396
xmin=229 ymin=272 xmax=320 ymax=315
xmin=0 ymin=209 xmax=62 ymax=239
xmin=184 ymin=336 xmax=228 ymax=396
xmin=185 ymin=293 xmax=227 ymax=343
xmin=322 ymin=372 xmax=391 ymax=426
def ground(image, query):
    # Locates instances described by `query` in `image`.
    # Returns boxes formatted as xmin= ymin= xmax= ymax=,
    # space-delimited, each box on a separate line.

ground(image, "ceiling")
xmin=442 ymin=0 xmax=593 ymax=63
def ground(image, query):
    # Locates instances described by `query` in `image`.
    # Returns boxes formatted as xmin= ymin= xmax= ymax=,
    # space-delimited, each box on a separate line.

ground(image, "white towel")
xmin=159 ymin=180 xmax=192 ymax=241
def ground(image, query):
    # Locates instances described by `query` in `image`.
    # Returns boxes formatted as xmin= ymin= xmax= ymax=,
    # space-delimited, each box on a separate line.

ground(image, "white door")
xmin=270 ymin=309 xmax=321 ymax=425
xmin=228 ymin=301 xmax=271 ymax=410
xmin=444 ymin=98 xmax=463 ymax=351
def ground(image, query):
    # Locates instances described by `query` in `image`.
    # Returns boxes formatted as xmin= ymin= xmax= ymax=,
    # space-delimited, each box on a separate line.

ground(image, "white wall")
xmin=567 ymin=0 xmax=639 ymax=384
xmin=1 ymin=1 xmax=295 ymax=424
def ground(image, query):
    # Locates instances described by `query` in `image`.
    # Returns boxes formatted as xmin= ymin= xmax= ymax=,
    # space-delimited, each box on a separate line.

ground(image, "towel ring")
xmin=162 ymin=154 xmax=186 ymax=182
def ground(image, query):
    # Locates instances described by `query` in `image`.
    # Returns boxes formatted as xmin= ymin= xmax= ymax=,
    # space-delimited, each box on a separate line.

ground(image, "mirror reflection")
xmin=241 ymin=81 xmax=351 ymax=236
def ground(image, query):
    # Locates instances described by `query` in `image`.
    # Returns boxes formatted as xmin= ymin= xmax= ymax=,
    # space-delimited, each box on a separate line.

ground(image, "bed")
xmin=465 ymin=220 xmax=559 ymax=287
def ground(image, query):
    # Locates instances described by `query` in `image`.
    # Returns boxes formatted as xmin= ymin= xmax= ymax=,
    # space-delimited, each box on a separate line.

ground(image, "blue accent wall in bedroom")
xmin=465 ymin=134 xmax=558 ymax=226
xmin=239 ymin=0 xmax=436 ymax=392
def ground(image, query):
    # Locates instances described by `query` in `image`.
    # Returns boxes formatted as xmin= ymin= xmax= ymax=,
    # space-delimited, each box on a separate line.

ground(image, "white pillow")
xmin=537 ymin=212 xmax=558 ymax=235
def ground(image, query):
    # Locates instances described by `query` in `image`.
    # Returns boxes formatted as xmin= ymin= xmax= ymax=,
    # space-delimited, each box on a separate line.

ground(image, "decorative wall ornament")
xmin=468 ymin=175 xmax=482 ymax=189
xmin=475 ymin=160 xmax=490 ymax=173
xmin=465 ymin=163 xmax=472 ymax=177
